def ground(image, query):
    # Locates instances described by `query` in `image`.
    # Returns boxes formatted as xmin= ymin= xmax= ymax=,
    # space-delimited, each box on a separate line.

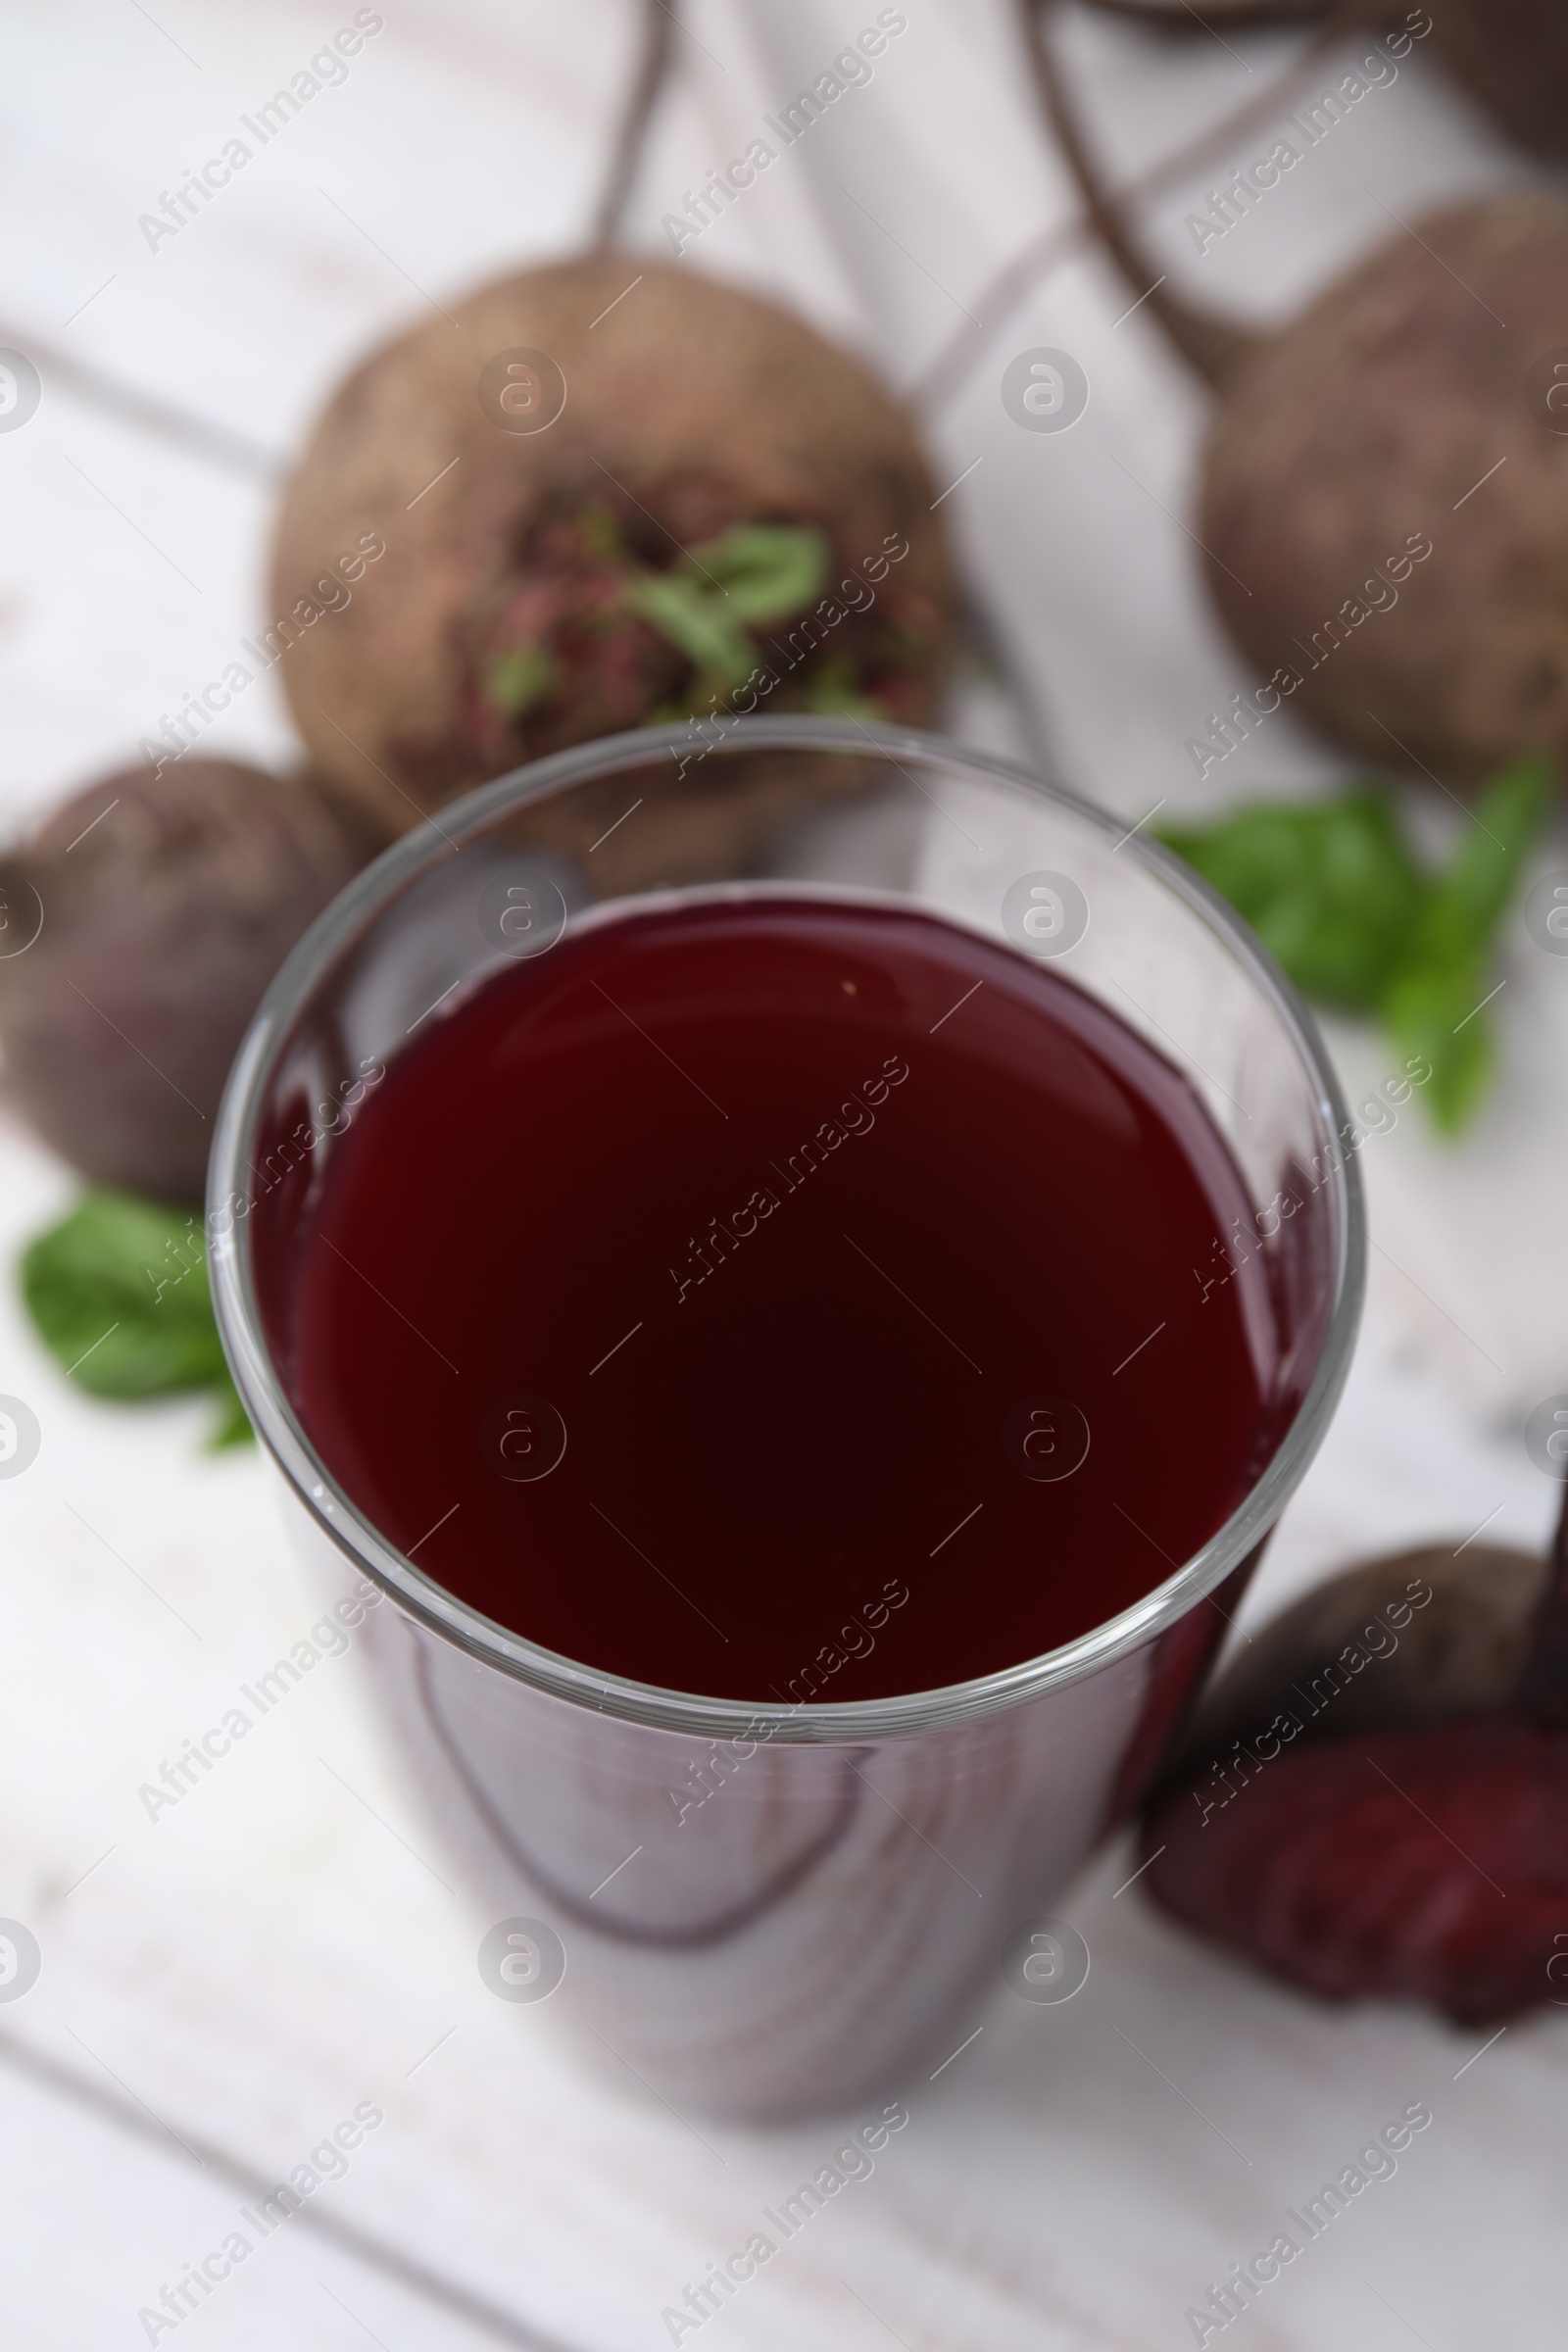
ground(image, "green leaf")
xmin=1381 ymin=952 xmax=1495 ymax=1136
xmin=801 ymin=655 xmax=884 ymax=719
xmin=1373 ymin=755 xmax=1552 ymax=1134
xmin=684 ymin=523 xmax=829 ymax=625
xmin=20 ymin=1191 xmax=253 ymax=1446
xmin=485 ymin=641 xmax=556 ymax=719
xmin=1158 ymin=757 xmax=1557 ymax=1137
xmin=626 ymin=574 xmax=758 ymax=693
xmin=1403 ymin=752 xmax=1555 ymax=966
xmin=627 ymin=524 xmax=830 ymax=693
xmin=1158 ymin=791 xmax=1425 ymax=1010
xmin=207 ymin=1378 xmax=255 ymax=1450
xmin=576 ymin=500 xmax=627 ymax=564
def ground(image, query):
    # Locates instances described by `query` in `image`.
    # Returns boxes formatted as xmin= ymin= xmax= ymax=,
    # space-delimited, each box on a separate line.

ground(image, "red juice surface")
xmin=282 ymin=894 xmax=1291 ymax=1702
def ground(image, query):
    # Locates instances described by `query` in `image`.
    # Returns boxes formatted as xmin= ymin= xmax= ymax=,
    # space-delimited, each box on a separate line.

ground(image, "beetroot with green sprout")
xmin=270 ymin=254 xmax=956 ymax=844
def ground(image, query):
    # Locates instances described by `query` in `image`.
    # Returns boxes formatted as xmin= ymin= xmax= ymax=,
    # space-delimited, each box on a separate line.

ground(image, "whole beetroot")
xmin=1428 ymin=0 xmax=1568 ymax=159
xmin=1173 ymin=1543 xmax=1547 ymax=1763
xmin=1023 ymin=4 xmax=1568 ymax=785
xmin=1201 ymin=197 xmax=1568 ymax=781
xmin=270 ymin=253 xmax=956 ymax=843
xmin=1082 ymin=0 xmax=1333 ymax=20
xmin=0 ymin=760 xmax=389 ymax=1201
xmin=1081 ymin=0 xmax=1568 ymax=162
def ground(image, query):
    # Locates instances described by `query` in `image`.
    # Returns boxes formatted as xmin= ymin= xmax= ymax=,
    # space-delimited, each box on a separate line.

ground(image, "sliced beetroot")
xmin=1143 ymin=1716 xmax=1568 ymax=2024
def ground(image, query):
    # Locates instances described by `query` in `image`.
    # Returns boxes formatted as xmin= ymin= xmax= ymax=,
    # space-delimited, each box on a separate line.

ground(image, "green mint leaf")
xmin=626 ymin=525 xmax=831 ymax=699
xmin=1377 ymin=755 xmax=1552 ymax=1134
xmin=207 ymin=1378 xmax=254 ymax=1450
xmin=1381 ymin=953 xmax=1495 ymax=1136
xmin=802 ymin=655 xmax=884 ymax=719
xmin=485 ymin=641 xmax=556 ymax=719
xmin=1405 ymin=751 xmax=1555 ymax=964
xmin=626 ymin=573 xmax=758 ymax=692
xmin=20 ymin=1191 xmax=253 ymax=1445
xmin=683 ymin=524 xmax=829 ymax=625
xmin=1159 ymin=760 xmax=1555 ymax=1138
xmin=576 ymin=500 xmax=626 ymax=563
xmin=23 ymin=1192 xmax=222 ymax=1395
xmin=1158 ymin=791 xmax=1425 ymax=1010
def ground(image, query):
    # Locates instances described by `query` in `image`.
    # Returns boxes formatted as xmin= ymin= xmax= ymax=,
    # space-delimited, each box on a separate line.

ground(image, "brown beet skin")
xmin=0 ymin=761 xmax=387 ymax=1201
xmin=270 ymin=254 xmax=956 ymax=837
xmin=1431 ymin=0 xmax=1568 ymax=160
xmin=1168 ymin=1544 xmax=1547 ymax=1771
xmin=1201 ymin=196 xmax=1568 ymax=783
xmin=1144 ymin=1717 xmax=1568 ymax=2025
xmin=1084 ymin=0 xmax=1568 ymax=157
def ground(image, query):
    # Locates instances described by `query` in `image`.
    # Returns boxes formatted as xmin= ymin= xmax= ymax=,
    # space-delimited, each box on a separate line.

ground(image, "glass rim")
xmin=209 ymin=715 xmax=1366 ymax=1743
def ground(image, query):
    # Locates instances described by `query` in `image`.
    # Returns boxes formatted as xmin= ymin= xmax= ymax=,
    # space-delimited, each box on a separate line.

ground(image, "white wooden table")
xmin=2 ymin=4 xmax=1565 ymax=2344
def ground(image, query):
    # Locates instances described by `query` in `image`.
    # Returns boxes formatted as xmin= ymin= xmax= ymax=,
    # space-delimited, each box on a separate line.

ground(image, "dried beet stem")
xmin=1513 ymin=1480 xmax=1568 ymax=1727
xmin=1082 ymin=0 xmax=1339 ymax=21
xmin=918 ymin=8 xmax=1398 ymax=412
xmin=590 ymin=0 xmax=675 ymax=246
xmin=1022 ymin=2 xmax=1568 ymax=785
xmin=1017 ymin=0 xmax=1268 ymax=387
xmin=0 ymin=316 xmax=278 ymax=481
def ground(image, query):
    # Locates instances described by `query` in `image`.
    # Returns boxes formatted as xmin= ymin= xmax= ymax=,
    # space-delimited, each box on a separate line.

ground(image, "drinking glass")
xmin=209 ymin=717 xmax=1364 ymax=2121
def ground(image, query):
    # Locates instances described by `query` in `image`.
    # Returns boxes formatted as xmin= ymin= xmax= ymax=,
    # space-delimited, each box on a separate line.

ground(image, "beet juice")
xmin=280 ymin=894 xmax=1288 ymax=1703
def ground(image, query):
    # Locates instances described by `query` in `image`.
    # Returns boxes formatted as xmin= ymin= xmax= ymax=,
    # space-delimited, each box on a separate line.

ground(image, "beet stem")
xmin=918 ymin=6 xmax=1387 ymax=413
xmin=0 ymin=318 xmax=280 ymax=480
xmin=592 ymin=0 xmax=677 ymax=247
xmin=1081 ymin=0 xmax=1345 ymax=23
xmin=1513 ymin=1479 xmax=1568 ymax=1727
xmin=1025 ymin=0 xmax=1293 ymax=383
